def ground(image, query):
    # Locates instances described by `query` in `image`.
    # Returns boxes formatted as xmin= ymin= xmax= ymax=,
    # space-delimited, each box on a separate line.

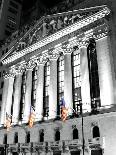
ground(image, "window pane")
xmin=72 ymin=50 xmax=82 ymax=114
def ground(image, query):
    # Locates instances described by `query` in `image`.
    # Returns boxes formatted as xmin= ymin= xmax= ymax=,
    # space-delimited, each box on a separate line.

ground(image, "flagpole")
xmin=80 ymin=101 xmax=85 ymax=155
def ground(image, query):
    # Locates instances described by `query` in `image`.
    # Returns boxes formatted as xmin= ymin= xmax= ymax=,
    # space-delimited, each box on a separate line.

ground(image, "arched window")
xmin=73 ymin=128 xmax=78 ymax=139
xmin=55 ymin=130 xmax=60 ymax=141
xmin=14 ymin=132 xmax=18 ymax=143
xmin=3 ymin=134 xmax=7 ymax=144
xmin=93 ymin=126 xmax=100 ymax=138
xmin=26 ymin=131 xmax=30 ymax=143
xmin=40 ymin=130 xmax=44 ymax=142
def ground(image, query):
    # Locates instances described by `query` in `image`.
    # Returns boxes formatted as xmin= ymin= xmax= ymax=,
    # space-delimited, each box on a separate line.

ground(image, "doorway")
xmin=91 ymin=149 xmax=102 ymax=155
xmin=71 ymin=151 xmax=80 ymax=155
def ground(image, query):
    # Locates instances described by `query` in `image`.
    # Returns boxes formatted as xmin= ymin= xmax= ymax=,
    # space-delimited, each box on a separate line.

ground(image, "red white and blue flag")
xmin=28 ymin=106 xmax=36 ymax=128
xmin=60 ymin=98 xmax=68 ymax=122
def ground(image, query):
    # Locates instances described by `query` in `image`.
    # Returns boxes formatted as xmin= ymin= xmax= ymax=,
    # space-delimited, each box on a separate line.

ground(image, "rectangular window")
xmin=31 ymin=66 xmax=38 ymax=107
xmin=72 ymin=50 xmax=82 ymax=114
xmin=43 ymin=61 xmax=50 ymax=117
xmin=6 ymin=25 xmax=15 ymax=31
xmin=9 ymin=1 xmax=18 ymax=9
xmin=19 ymin=72 xmax=26 ymax=120
xmin=87 ymin=39 xmax=101 ymax=111
xmin=1 ymin=81 xmax=4 ymax=88
xmin=57 ymin=55 xmax=64 ymax=115
xmin=8 ymin=7 xmax=18 ymax=15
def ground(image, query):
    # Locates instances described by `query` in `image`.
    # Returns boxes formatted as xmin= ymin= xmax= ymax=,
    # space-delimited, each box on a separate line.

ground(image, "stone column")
xmin=80 ymin=46 xmax=91 ymax=113
xmin=64 ymin=48 xmax=73 ymax=115
xmin=96 ymin=36 xmax=114 ymax=107
xmin=12 ymin=71 xmax=23 ymax=124
xmin=23 ymin=63 xmax=34 ymax=123
xmin=4 ymin=74 xmax=14 ymax=121
xmin=0 ymin=74 xmax=14 ymax=125
xmin=35 ymin=60 xmax=45 ymax=121
xmin=1 ymin=77 xmax=9 ymax=125
xmin=49 ymin=54 xmax=58 ymax=119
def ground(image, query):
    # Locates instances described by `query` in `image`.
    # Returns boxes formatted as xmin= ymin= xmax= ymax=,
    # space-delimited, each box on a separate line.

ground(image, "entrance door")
xmin=12 ymin=152 xmax=18 ymax=155
xmin=53 ymin=151 xmax=61 ymax=155
xmin=71 ymin=151 xmax=80 ymax=155
xmin=91 ymin=150 xmax=102 ymax=155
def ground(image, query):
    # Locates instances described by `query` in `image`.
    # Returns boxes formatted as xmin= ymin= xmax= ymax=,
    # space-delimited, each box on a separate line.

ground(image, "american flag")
xmin=28 ymin=106 xmax=36 ymax=128
xmin=4 ymin=113 xmax=12 ymax=131
xmin=60 ymin=98 xmax=68 ymax=122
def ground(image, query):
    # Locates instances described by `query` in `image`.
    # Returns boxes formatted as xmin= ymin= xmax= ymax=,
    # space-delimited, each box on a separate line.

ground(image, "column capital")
xmin=93 ymin=24 xmax=108 ymax=40
xmin=68 ymin=36 xmax=78 ymax=48
xmin=37 ymin=56 xmax=47 ymax=66
xmin=48 ymin=49 xmax=60 ymax=60
xmin=26 ymin=59 xmax=37 ymax=70
xmin=78 ymin=40 xmax=88 ymax=48
xmin=9 ymin=61 xmax=27 ymax=75
xmin=62 ymin=45 xmax=73 ymax=55
xmin=3 ymin=73 xmax=15 ymax=79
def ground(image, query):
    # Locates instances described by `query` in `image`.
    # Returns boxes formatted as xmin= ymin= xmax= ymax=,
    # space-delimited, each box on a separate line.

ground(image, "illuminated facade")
xmin=0 ymin=3 xmax=116 ymax=155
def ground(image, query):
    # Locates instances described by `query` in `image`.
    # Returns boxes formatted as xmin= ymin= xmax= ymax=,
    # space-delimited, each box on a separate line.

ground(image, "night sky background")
xmin=23 ymin=0 xmax=63 ymax=10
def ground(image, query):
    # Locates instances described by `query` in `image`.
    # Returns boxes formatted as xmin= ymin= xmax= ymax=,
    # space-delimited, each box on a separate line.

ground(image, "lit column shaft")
xmin=12 ymin=73 xmax=22 ymax=124
xmin=49 ymin=57 xmax=58 ymax=119
xmin=5 ymin=75 xmax=14 ymax=117
xmin=96 ymin=36 xmax=114 ymax=107
xmin=64 ymin=49 xmax=73 ymax=114
xmin=1 ymin=77 xmax=14 ymax=124
xmin=23 ymin=68 xmax=33 ymax=123
xmin=80 ymin=46 xmax=91 ymax=112
xmin=35 ymin=63 xmax=44 ymax=121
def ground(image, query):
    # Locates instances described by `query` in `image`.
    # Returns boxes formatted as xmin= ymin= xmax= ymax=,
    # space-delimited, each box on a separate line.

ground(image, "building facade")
xmin=0 ymin=2 xmax=116 ymax=155
xmin=0 ymin=0 xmax=22 ymax=40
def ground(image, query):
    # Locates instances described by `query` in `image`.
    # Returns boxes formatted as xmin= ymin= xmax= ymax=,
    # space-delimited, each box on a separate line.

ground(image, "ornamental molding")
xmin=62 ymin=45 xmax=74 ymax=55
xmin=2 ymin=6 xmax=110 ymax=65
xmin=49 ymin=44 xmax=62 ymax=60
xmin=37 ymin=55 xmax=48 ymax=65
xmin=9 ymin=61 xmax=27 ymax=75
xmin=26 ymin=59 xmax=37 ymax=70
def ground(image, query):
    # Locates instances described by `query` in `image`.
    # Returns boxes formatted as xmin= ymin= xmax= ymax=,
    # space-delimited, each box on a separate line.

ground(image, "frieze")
xmin=2 ymin=6 xmax=110 ymax=65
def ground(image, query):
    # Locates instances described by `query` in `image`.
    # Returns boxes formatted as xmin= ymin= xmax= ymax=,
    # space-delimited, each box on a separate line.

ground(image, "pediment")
xmin=1 ymin=5 xmax=110 ymax=65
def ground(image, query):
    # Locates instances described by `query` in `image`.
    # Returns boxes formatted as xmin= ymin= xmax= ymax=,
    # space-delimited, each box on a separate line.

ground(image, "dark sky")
xmin=23 ymin=0 xmax=62 ymax=10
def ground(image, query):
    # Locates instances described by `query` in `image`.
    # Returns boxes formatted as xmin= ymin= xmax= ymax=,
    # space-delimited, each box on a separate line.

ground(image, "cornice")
xmin=2 ymin=6 xmax=110 ymax=65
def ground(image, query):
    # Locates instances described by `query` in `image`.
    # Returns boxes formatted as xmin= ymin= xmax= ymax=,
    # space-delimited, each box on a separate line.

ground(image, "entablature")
xmin=1 ymin=6 xmax=110 ymax=67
